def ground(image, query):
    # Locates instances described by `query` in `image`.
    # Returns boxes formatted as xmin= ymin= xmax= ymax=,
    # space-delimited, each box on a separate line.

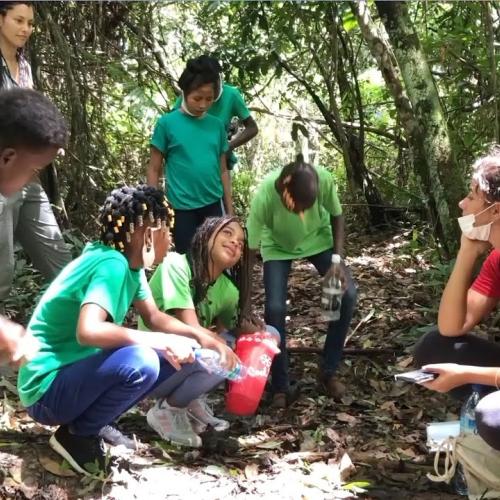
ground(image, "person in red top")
xmin=414 ymin=147 xmax=500 ymax=450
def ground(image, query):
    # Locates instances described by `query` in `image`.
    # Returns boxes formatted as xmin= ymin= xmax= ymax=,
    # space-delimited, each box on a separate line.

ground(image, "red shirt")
xmin=471 ymin=250 xmax=500 ymax=298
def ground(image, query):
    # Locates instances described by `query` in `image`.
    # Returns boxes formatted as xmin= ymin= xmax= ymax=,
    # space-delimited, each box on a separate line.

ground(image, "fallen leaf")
xmin=38 ymin=455 xmax=77 ymax=477
xmin=244 ymin=463 xmax=259 ymax=479
xmin=336 ymin=412 xmax=358 ymax=426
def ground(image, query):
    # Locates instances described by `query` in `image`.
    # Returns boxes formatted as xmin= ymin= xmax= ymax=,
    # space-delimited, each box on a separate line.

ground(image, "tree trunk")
xmin=482 ymin=1 xmax=499 ymax=143
xmin=375 ymin=0 xmax=465 ymax=254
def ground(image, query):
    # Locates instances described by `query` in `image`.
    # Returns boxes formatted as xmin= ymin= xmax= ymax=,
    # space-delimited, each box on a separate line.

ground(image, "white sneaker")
xmin=187 ymin=396 xmax=230 ymax=433
xmin=146 ymin=400 xmax=202 ymax=448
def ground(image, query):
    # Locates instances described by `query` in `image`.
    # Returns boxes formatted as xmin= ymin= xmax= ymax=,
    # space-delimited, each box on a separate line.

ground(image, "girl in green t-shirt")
xmin=143 ymin=216 xmax=279 ymax=443
xmin=147 ymin=57 xmax=233 ymax=254
xmin=18 ymin=185 xmax=238 ymax=475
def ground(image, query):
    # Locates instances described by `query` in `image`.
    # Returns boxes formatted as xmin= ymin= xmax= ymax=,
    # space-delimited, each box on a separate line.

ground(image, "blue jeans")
xmin=27 ymin=345 xmax=177 ymax=436
xmin=264 ymin=249 xmax=357 ymax=392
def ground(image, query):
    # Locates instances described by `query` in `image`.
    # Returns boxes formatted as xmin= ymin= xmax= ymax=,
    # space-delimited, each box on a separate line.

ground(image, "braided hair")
xmin=276 ymin=153 xmax=319 ymax=211
xmin=99 ymin=184 xmax=174 ymax=252
xmin=188 ymin=216 xmax=250 ymax=327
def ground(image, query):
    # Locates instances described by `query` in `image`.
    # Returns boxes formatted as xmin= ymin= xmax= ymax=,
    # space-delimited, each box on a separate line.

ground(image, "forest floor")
xmin=0 ymin=224 xmax=473 ymax=499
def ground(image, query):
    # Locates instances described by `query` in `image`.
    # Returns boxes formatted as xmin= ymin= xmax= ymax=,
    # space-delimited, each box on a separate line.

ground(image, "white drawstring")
xmin=427 ymin=436 xmax=458 ymax=483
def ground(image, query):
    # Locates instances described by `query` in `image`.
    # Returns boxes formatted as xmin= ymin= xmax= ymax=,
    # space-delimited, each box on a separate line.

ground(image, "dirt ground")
xmin=0 ymin=225 xmax=465 ymax=499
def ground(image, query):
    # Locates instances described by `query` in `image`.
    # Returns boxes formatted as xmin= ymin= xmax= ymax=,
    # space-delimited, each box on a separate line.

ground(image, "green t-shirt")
xmin=138 ymin=252 xmax=239 ymax=331
xmin=150 ymin=109 xmax=229 ymax=210
xmin=18 ymin=242 xmax=151 ymax=407
xmin=173 ymin=84 xmax=251 ymax=170
xmin=246 ymin=166 xmax=342 ymax=261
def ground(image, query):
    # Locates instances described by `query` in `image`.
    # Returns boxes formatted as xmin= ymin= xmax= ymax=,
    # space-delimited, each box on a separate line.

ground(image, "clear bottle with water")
xmin=321 ymin=254 xmax=343 ymax=322
xmin=195 ymin=348 xmax=246 ymax=381
xmin=453 ymin=385 xmax=481 ymax=496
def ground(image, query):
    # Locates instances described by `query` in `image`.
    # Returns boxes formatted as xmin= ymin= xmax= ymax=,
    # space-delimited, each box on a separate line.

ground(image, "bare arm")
xmin=220 ymin=154 xmax=234 ymax=215
xmin=438 ymin=236 xmax=495 ymax=336
xmin=135 ymin=298 xmax=237 ymax=366
xmin=147 ymin=147 xmax=164 ymax=188
xmin=229 ymin=116 xmax=258 ymax=152
xmin=77 ymin=303 xmax=197 ymax=369
xmin=331 ymin=214 xmax=345 ymax=258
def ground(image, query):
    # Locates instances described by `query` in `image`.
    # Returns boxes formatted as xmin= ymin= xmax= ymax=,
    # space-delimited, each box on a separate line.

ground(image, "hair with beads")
xmin=276 ymin=153 xmax=319 ymax=211
xmin=99 ymin=184 xmax=174 ymax=252
xmin=472 ymin=145 xmax=500 ymax=203
xmin=188 ymin=216 xmax=250 ymax=327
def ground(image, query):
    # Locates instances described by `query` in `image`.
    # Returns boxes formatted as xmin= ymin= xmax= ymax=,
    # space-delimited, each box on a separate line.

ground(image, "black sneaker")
xmin=98 ymin=424 xmax=137 ymax=450
xmin=49 ymin=425 xmax=109 ymax=476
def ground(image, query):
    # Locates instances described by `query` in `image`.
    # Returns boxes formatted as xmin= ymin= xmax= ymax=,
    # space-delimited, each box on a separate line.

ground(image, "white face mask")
xmin=142 ymin=229 xmax=156 ymax=268
xmin=214 ymin=78 xmax=223 ymax=102
xmin=458 ymin=204 xmax=495 ymax=241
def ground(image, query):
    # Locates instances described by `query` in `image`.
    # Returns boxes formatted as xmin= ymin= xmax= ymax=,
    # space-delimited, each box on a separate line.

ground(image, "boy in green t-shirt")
xmin=173 ymin=55 xmax=258 ymax=171
xmin=246 ymin=155 xmax=357 ymax=408
xmin=140 ymin=216 xmax=279 ymax=444
xmin=18 ymin=185 xmax=238 ymax=476
xmin=147 ymin=57 xmax=234 ymax=254
xmin=0 ymin=88 xmax=67 ymax=365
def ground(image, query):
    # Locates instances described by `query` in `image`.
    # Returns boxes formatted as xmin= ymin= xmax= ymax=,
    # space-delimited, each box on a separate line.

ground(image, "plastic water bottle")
xmin=321 ymin=254 xmax=343 ymax=322
xmin=453 ymin=385 xmax=481 ymax=495
xmin=195 ymin=348 xmax=246 ymax=381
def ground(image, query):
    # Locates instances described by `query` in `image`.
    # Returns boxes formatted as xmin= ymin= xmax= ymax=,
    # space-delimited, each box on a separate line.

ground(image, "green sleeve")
xmin=159 ymin=259 xmax=195 ymax=312
xmin=150 ymin=115 xmax=169 ymax=155
xmin=319 ymin=169 xmax=342 ymax=216
xmin=232 ymin=88 xmax=251 ymax=121
xmin=135 ymin=270 xmax=152 ymax=302
xmin=246 ymin=186 xmax=267 ymax=250
xmin=81 ymin=258 xmax=129 ymax=322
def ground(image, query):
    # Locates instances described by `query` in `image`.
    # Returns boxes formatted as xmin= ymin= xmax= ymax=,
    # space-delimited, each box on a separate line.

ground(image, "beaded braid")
xmin=188 ymin=216 xmax=250 ymax=328
xmin=99 ymin=184 xmax=174 ymax=252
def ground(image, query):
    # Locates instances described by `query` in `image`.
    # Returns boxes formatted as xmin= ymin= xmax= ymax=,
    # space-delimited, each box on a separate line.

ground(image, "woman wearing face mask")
xmin=147 ymin=57 xmax=233 ymax=254
xmin=0 ymin=1 xmax=71 ymax=304
xmin=17 ymin=185 xmax=237 ymax=476
xmin=414 ymin=147 xmax=500 ymax=451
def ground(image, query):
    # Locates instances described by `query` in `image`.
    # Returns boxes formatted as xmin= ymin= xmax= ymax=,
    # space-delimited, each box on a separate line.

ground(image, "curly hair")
xmin=472 ymin=145 xmax=500 ymax=203
xmin=0 ymin=88 xmax=67 ymax=150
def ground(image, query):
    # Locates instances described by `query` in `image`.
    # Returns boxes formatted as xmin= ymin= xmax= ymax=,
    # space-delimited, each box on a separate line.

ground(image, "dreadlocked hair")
xmin=277 ymin=153 xmax=319 ymax=210
xmin=99 ymin=184 xmax=174 ymax=252
xmin=188 ymin=216 xmax=250 ymax=328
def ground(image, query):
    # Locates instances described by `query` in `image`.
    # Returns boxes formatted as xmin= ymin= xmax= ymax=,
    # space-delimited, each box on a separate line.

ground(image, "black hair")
xmin=99 ymin=184 xmax=175 ymax=252
xmin=178 ymin=55 xmax=220 ymax=96
xmin=0 ymin=1 xmax=33 ymax=15
xmin=276 ymin=154 xmax=319 ymax=210
xmin=188 ymin=216 xmax=250 ymax=327
xmin=0 ymin=88 xmax=67 ymax=151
